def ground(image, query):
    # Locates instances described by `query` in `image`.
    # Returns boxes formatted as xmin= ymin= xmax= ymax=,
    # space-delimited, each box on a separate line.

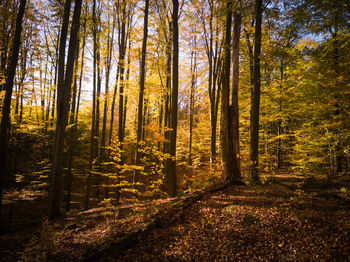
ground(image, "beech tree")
xmin=167 ymin=0 xmax=179 ymax=197
xmin=135 ymin=0 xmax=150 ymax=172
xmin=249 ymin=0 xmax=262 ymax=182
xmin=220 ymin=0 xmax=241 ymax=184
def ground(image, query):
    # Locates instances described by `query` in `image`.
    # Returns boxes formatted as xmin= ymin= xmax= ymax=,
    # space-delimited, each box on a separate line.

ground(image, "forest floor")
xmin=1 ymin=173 xmax=350 ymax=261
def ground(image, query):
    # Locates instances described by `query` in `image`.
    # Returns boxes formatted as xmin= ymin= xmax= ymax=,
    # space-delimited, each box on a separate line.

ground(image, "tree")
xmin=0 ymin=0 xmax=26 ymax=217
xmin=49 ymin=0 xmax=82 ymax=219
xmin=65 ymin=6 xmax=87 ymax=212
xmin=249 ymin=0 xmax=262 ymax=182
xmin=231 ymin=11 xmax=241 ymax=173
xmin=135 ymin=0 xmax=150 ymax=172
xmin=188 ymin=33 xmax=197 ymax=166
xmin=220 ymin=0 xmax=241 ymax=184
xmin=167 ymin=0 xmax=179 ymax=197
xmin=195 ymin=0 xmax=223 ymax=162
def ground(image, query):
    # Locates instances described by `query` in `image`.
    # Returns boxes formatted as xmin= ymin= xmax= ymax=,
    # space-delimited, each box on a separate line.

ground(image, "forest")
xmin=0 ymin=0 xmax=349 ymax=260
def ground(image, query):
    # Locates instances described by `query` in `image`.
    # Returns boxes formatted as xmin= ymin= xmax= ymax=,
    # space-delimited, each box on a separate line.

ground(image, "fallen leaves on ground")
xmin=1 ymin=174 xmax=349 ymax=261
xmin=113 ymin=176 xmax=350 ymax=261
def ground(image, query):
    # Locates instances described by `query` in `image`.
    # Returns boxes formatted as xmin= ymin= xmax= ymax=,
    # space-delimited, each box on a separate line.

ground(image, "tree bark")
xmin=277 ymin=59 xmax=283 ymax=170
xmin=85 ymin=0 xmax=97 ymax=209
xmin=135 ymin=0 xmax=149 ymax=170
xmin=220 ymin=0 xmax=240 ymax=184
xmin=231 ymin=11 xmax=241 ymax=174
xmin=188 ymin=35 xmax=197 ymax=166
xmin=65 ymin=14 xmax=86 ymax=212
xmin=101 ymin=8 xmax=115 ymax=199
xmin=0 ymin=0 xmax=26 ymax=218
xmin=167 ymin=0 xmax=179 ymax=197
xmin=249 ymin=0 xmax=262 ymax=182
xmin=49 ymin=0 xmax=82 ymax=219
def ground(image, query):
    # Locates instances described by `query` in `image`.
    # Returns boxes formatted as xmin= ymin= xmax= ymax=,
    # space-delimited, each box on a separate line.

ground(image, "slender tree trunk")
xmin=85 ymin=0 xmax=97 ymax=209
xmin=101 ymin=10 xmax=115 ymax=199
xmin=65 ymin=70 xmax=78 ymax=212
xmin=249 ymin=0 xmax=262 ymax=182
xmin=142 ymin=97 xmax=148 ymax=141
xmin=122 ymin=46 xmax=131 ymax=140
xmin=65 ymin=15 xmax=86 ymax=212
xmin=167 ymin=0 xmax=179 ymax=197
xmin=188 ymin=35 xmax=197 ymax=166
xmin=40 ymin=61 xmax=45 ymax=121
xmin=108 ymin=66 xmax=119 ymax=147
xmin=94 ymin=6 xmax=102 ymax=199
xmin=135 ymin=0 xmax=149 ymax=170
xmin=208 ymin=6 xmax=216 ymax=162
xmin=231 ymin=11 xmax=241 ymax=173
xmin=277 ymin=59 xmax=283 ymax=170
xmin=16 ymin=46 xmax=27 ymax=125
xmin=49 ymin=0 xmax=82 ymax=219
xmin=0 ymin=0 xmax=26 ymax=218
xmin=51 ymin=31 xmax=60 ymax=127
xmin=163 ymin=30 xmax=172 ymax=157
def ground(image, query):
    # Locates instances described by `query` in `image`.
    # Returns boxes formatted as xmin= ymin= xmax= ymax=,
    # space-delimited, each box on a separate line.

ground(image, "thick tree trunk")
xmin=249 ymin=0 xmax=262 ymax=182
xmin=167 ymin=0 xmax=179 ymax=197
xmin=0 ymin=0 xmax=26 ymax=218
xmin=49 ymin=0 xmax=82 ymax=219
xmin=220 ymin=0 xmax=240 ymax=184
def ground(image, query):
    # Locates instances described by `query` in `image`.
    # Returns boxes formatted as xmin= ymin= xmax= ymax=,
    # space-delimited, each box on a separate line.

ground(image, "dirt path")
xmin=105 ymin=175 xmax=350 ymax=261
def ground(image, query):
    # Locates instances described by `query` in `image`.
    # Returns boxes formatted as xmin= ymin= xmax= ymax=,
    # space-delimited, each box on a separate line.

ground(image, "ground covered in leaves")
xmin=111 ymin=174 xmax=350 ymax=261
xmin=1 ymin=173 xmax=350 ymax=261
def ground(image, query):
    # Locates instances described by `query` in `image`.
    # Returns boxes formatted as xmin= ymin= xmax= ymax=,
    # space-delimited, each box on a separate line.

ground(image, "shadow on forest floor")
xmin=0 ymin=172 xmax=349 ymax=262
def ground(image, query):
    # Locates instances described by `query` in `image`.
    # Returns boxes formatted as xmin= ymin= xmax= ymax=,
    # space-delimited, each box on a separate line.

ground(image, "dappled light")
xmin=0 ymin=0 xmax=349 ymax=260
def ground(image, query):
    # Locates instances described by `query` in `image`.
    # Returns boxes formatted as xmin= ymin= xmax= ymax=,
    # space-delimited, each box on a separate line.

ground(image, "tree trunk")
xmin=49 ymin=0 xmax=82 ymax=219
xmin=94 ymin=2 xmax=102 ymax=200
xmin=167 ymin=0 xmax=179 ymax=197
xmin=101 ymin=9 xmax=115 ymax=199
xmin=277 ymin=59 xmax=283 ymax=170
xmin=231 ymin=11 xmax=241 ymax=173
xmin=249 ymin=0 xmax=262 ymax=182
xmin=163 ymin=25 xmax=172 ymax=158
xmin=188 ymin=35 xmax=197 ymax=166
xmin=220 ymin=0 xmax=240 ymax=184
xmin=65 ymin=14 xmax=86 ymax=212
xmin=0 ymin=0 xmax=26 ymax=218
xmin=85 ymin=0 xmax=97 ymax=209
xmin=135 ymin=0 xmax=149 ymax=170
xmin=122 ymin=44 xmax=131 ymax=140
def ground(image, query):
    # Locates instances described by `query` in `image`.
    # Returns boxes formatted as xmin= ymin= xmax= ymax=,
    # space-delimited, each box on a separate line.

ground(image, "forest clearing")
xmin=0 ymin=0 xmax=350 ymax=261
